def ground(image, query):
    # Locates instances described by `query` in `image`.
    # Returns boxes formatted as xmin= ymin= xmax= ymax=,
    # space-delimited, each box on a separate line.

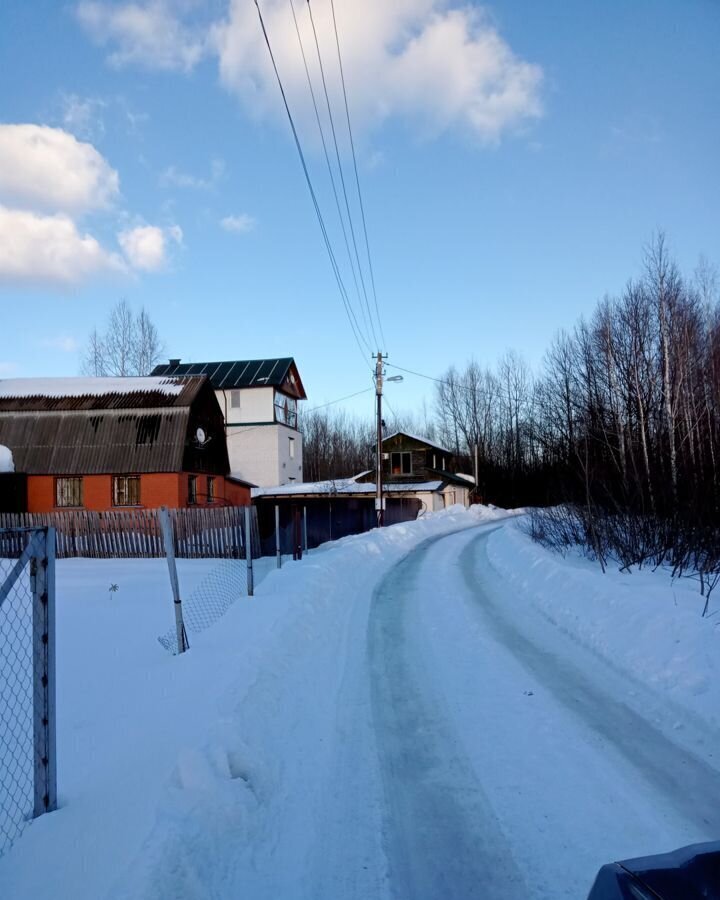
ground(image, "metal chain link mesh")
xmin=0 ymin=538 xmax=36 ymax=857
xmin=157 ymin=559 xmax=248 ymax=653
xmin=158 ymin=508 xmax=263 ymax=654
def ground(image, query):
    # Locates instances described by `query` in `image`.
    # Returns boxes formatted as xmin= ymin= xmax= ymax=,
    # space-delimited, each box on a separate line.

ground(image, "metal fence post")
xmin=275 ymin=504 xmax=282 ymax=569
xmin=303 ymin=506 xmax=308 ymax=554
xmin=245 ymin=505 xmax=254 ymax=596
xmin=159 ymin=507 xmax=189 ymax=653
xmin=31 ymin=527 xmax=57 ymax=817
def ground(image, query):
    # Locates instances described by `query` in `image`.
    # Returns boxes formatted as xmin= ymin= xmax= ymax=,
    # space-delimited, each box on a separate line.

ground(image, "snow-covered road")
xmin=366 ymin=524 xmax=720 ymax=899
xmin=2 ymin=510 xmax=719 ymax=900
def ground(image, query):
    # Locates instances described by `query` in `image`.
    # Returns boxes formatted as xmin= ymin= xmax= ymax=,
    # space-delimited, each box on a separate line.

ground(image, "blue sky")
xmin=0 ymin=0 xmax=718 ymax=417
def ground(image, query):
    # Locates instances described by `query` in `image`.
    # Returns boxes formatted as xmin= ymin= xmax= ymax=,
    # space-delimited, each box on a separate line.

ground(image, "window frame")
xmin=274 ymin=391 xmax=298 ymax=428
xmin=207 ymin=476 xmax=216 ymax=503
xmin=390 ymin=451 xmax=412 ymax=476
xmin=112 ymin=474 xmax=141 ymax=507
xmin=188 ymin=474 xmax=198 ymax=505
xmin=55 ymin=476 xmax=84 ymax=508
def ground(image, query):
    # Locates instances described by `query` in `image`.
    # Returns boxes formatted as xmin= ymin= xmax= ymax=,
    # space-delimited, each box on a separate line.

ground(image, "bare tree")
xmin=82 ymin=300 xmax=164 ymax=376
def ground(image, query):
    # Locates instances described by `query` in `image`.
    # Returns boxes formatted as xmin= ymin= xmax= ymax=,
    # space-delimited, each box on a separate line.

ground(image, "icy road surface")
xmin=363 ymin=525 xmax=720 ymax=899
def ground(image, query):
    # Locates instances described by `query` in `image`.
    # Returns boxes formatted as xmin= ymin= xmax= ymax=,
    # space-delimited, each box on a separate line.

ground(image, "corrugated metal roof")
xmin=0 ymin=376 xmax=204 ymax=412
xmin=151 ymin=358 xmax=296 ymax=390
xmin=0 ymin=376 xmax=230 ymax=476
xmin=0 ymin=409 xmax=189 ymax=474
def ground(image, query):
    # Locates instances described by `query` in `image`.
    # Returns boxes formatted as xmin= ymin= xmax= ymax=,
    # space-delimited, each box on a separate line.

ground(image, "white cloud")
xmin=220 ymin=213 xmax=255 ymax=233
xmin=60 ymin=93 xmax=107 ymax=141
xmin=0 ymin=205 xmax=124 ymax=285
xmin=118 ymin=223 xmax=182 ymax=271
xmin=74 ymin=1 xmax=542 ymax=142
xmin=76 ymin=0 xmax=207 ymax=71
xmin=211 ymin=0 xmax=543 ymax=142
xmin=160 ymin=158 xmax=225 ymax=190
xmin=0 ymin=124 xmax=119 ymax=215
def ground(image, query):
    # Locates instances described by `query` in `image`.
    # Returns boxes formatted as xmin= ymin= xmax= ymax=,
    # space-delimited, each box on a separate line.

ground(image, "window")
xmin=230 ymin=390 xmax=241 ymax=409
xmin=207 ymin=476 xmax=216 ymax=503
xmin=188 ymin=475 xmax=197 ymax=505
xmin=274 ymin=392 xmax=298 ymax=428
xmin=56 ymin=477 xmax=83 ymax=508
xmin=288 ymin=436 xmax=295 ymax=459
xmin=432 ymin=453 xmax=437 ymax=469
xmin=391 ymin=452 xmax=412 ymax=475
xmin=112 ymin=475 xmax=140 ymax=506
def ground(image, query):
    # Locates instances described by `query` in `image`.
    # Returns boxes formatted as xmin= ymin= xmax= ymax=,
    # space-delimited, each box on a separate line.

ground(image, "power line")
xmin=305 ymin=385 xmax=373 ymax=412
xmin=225 ymin=385 xmax=374 ymax=443
xmin=253 ymin=0 xmax=372 ymax=367
xmin=305 ymin=0 xmax=379 ymax=351
xmin=386 ymin=362 xmax=449 ymax=387
xmin=328 ymin=0 xmax=386 ymax=350
xmin=288 ymin=0 xmax=371 ymax=352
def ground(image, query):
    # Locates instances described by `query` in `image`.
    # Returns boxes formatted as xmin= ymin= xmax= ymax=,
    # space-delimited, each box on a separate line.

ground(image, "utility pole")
xmin=375 ymin=351 xmax=385 ymax=527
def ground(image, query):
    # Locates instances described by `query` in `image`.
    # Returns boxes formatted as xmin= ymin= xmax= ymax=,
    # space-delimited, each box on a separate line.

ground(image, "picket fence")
xmin=0 ymin=506 xmax=255 ymax=560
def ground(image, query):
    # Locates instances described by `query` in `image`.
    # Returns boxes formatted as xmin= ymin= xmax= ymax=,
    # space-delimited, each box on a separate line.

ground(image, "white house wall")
xmin=228 ymin=423 xmax=303 ymax=487
xmin=216 ymin=386 xmax=275 ymax=425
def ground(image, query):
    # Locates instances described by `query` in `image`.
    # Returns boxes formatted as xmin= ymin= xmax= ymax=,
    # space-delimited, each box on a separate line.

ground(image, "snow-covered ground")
xmin=0 ymin=507 xmax=718 ymax=899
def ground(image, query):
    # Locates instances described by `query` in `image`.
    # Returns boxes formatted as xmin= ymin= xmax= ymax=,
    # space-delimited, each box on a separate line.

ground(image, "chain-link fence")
xmin=0 ymin=527 xmax=56 ymax=858
xmin=157 ymin=507 xmax=262 ymax=654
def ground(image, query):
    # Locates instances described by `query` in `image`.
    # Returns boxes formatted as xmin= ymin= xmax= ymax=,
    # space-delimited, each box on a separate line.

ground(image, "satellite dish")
xmin=195 ymin=427 xmax=207 ymax=445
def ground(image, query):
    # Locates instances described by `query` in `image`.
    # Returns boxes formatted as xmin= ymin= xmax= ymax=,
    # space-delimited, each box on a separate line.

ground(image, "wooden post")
xmin=275 ymin=504 xmax=282 ymax=569
xmin=244 ymin=505 xmax=254 ymax=596
xmin=303 ymin=506 xmax=308 ymax=554
xmin=159 ymin=507 xmax=188 ymax=653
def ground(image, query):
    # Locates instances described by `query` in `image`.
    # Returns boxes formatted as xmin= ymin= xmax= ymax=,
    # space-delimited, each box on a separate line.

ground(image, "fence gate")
xmin=0 ymin=527 xmax=56 ymax=858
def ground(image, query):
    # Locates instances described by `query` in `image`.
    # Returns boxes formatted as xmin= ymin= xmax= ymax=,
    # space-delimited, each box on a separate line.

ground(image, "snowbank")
xmin=485 ymin=521 xmax=720 ymax=732
xmin=0 ymin=444 xmax=13 ymax=473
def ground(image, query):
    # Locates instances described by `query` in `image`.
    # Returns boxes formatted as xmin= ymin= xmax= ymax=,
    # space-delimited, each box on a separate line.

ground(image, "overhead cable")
xmin=305 ymin=0 xmax=379 ymax=350
xmin=253 ymin=0 xmax=372 ymax=367
xmin=328 ymin=0 xmax=386 ymax=349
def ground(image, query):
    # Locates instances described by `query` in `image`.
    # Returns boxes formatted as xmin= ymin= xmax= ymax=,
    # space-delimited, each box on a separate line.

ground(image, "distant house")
xmin=252 ymin=432 xmax=473 ymax=553
xmin=152 ymin=358 xmax=306 ymax=487
xmin=0 ymin=376 xmax=251 ymax=513
xmin=358 ymin=431 xmax=474 ymax=511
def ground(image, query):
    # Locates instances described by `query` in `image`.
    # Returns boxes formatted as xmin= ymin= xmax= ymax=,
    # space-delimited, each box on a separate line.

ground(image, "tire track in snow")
xmin=368 ymin=528 xmax=528 ymax=900
xmin=460 ymin=530 xmax=720 ymax=837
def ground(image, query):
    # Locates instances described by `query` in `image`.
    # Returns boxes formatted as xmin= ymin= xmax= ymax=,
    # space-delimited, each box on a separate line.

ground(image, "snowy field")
xmin=0 ymin=506 xmax=718 ymax=899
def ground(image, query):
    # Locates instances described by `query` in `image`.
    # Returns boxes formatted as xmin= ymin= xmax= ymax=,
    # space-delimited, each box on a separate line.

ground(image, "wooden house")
xmin=152 ymin=358 xmax=306 ymax=488
xmin=358 ymin=431 xmax=474 ymax=511
xmin=0 ymin=376 xmax=251 ymax=513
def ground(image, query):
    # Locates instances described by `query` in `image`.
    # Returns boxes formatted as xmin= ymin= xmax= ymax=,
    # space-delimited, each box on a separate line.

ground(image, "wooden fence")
xmin=0 ymin=507 xmax=256 ymax=560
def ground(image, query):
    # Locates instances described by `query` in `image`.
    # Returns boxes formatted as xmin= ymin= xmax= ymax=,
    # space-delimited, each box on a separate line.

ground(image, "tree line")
xmin=301 ymin=234 xmax=720 ymax=588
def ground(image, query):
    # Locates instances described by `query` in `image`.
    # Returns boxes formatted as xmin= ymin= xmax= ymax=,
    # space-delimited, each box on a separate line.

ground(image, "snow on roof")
xmin=0 ymin=444 xmax=14 ymax=473
xmin=454 ymin=472 xmax=476 ymax=484
xmin=382 ymin=431 xmax=452 ymax=455
xmin=0 ymin=377 xmax=185 ymax=399
xmin=251 ymin=479 xmax=443 ymax=498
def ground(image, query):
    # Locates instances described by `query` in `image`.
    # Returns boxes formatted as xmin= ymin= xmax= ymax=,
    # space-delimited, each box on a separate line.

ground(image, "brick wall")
xmin=26 ymin=473 xmax=248 ymax=512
